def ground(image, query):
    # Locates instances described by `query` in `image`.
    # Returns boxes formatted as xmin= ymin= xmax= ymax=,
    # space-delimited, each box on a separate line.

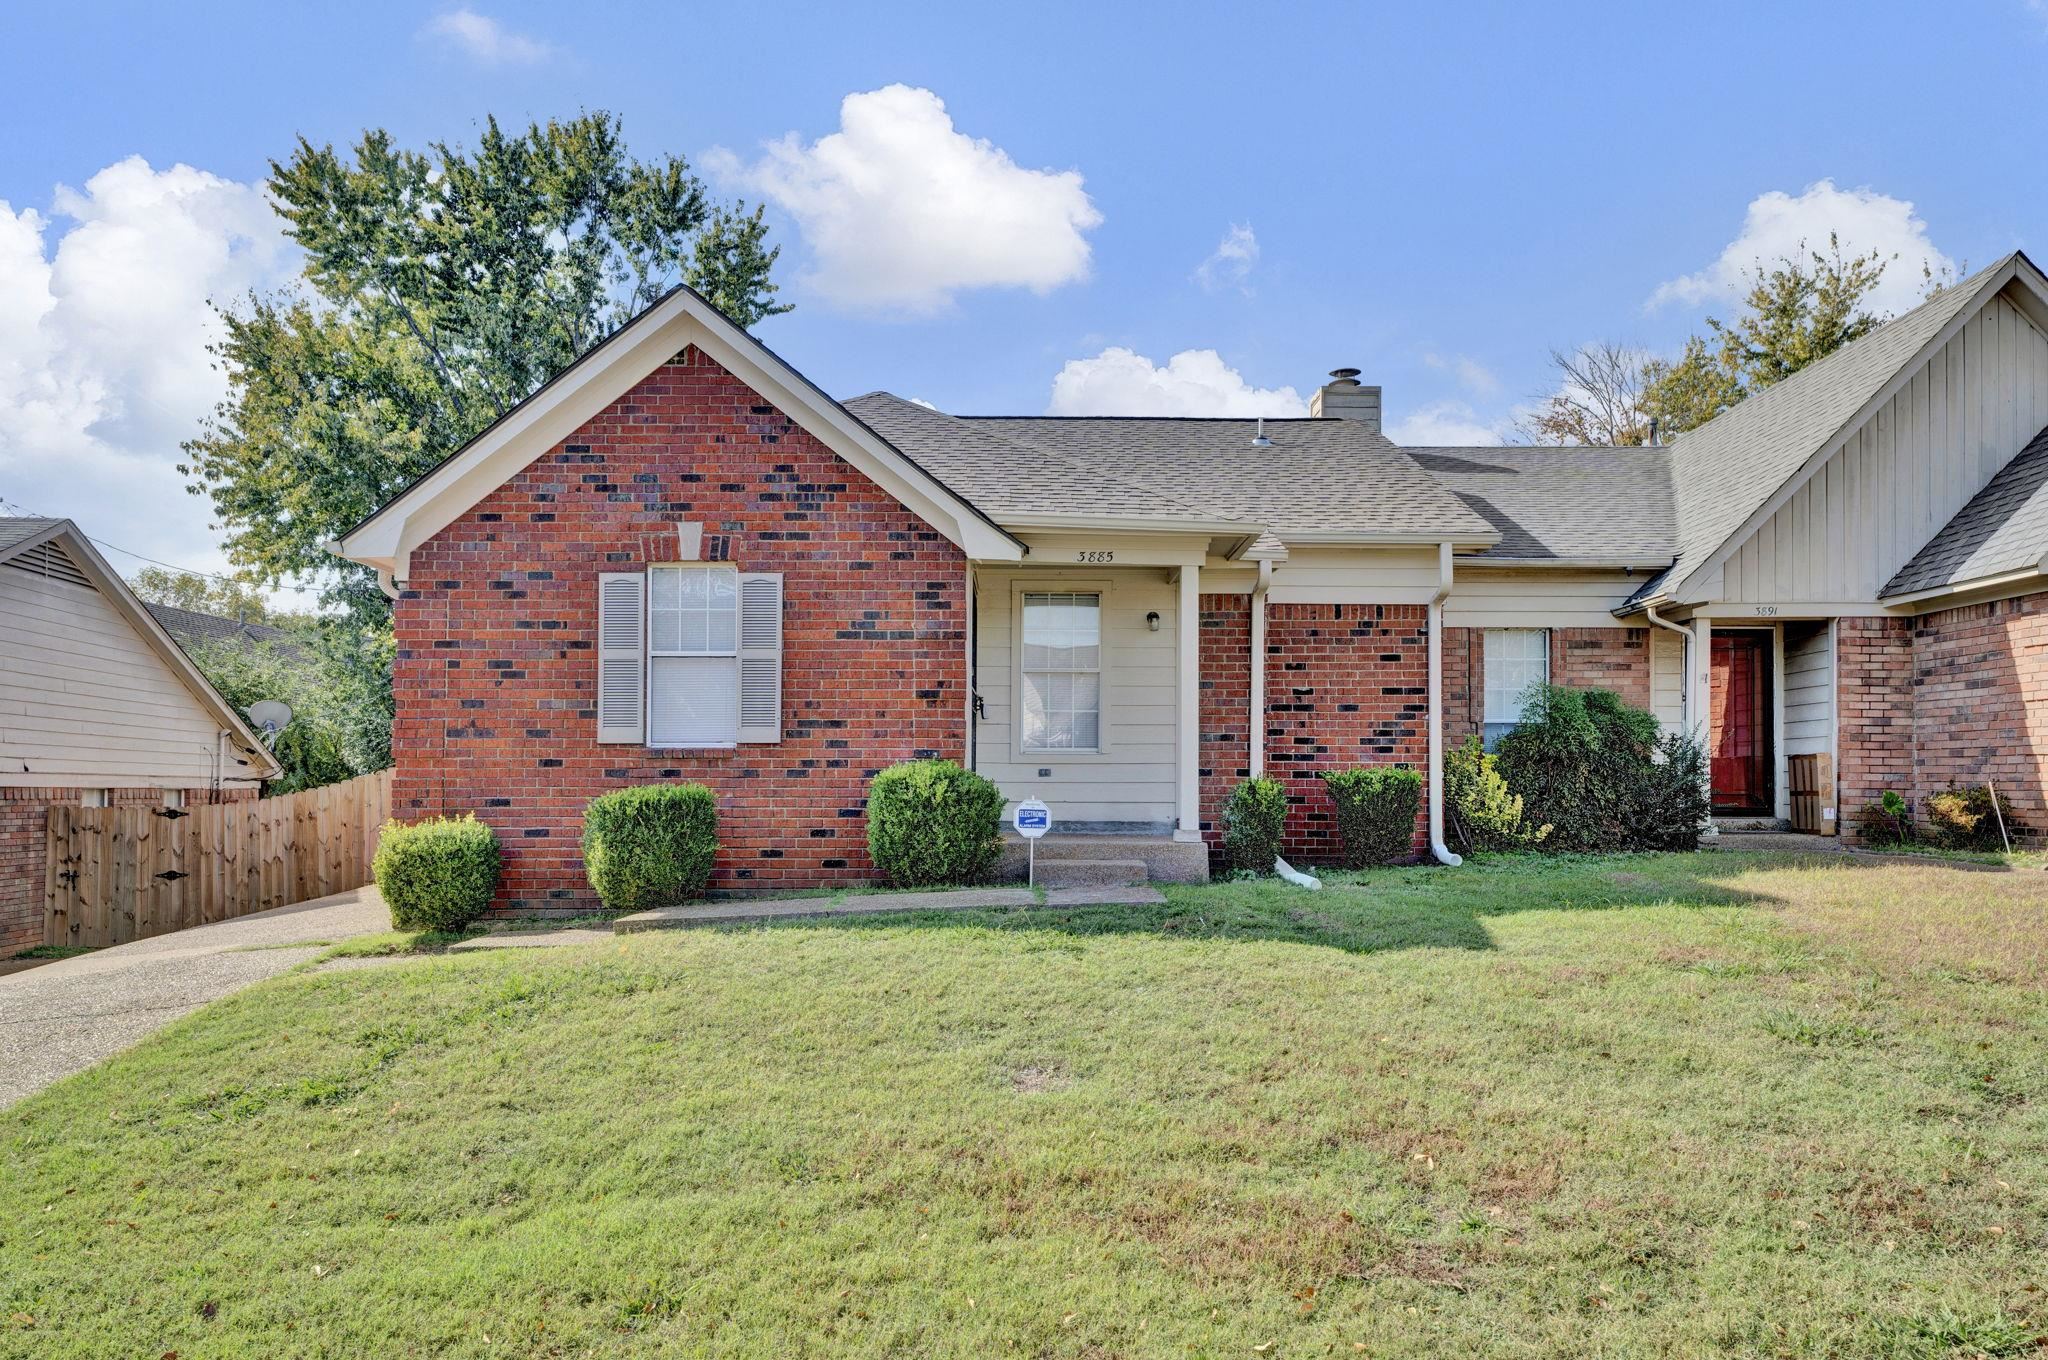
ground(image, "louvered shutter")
xmin=736 ymin=573 xmax=783 ymax=744
xmin=596 ymin=573 xmax=646 ymax=743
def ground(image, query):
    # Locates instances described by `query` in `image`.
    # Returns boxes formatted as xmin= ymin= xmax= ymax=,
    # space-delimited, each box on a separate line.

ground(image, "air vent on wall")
xmin=4 ymin=540 xmax=92 ymax=589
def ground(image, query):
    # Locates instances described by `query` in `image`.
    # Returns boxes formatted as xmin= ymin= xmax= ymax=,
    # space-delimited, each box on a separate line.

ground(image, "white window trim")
xmin=646 ymin=562 xmax=740 ymax=751
xmin=1483 ymin=627 xmax=1551 ymax=741
xmin=1011 ymin=578 xmax=1113 ymax=759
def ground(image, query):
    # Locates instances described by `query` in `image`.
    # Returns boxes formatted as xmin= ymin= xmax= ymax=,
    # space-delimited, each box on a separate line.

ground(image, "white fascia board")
xmin=1880 ymin=566 xmax=2048 ymax=608
xmin=1266 ymin=585 xmax=1441 ymax=606
xmin=996 ymin=513 xmax=1253 ymax=535
xmin=1279 ymin=529 xmax=1500 ymax=548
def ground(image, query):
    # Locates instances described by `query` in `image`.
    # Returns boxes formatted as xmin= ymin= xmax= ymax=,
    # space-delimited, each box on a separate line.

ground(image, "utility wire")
xmin=0 ymin=495 xmax=314 ymax=594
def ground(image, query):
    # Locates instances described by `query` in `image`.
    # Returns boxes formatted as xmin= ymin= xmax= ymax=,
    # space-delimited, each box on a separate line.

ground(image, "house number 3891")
xmin=1075 ymin=550 xmax=1115 ymax=564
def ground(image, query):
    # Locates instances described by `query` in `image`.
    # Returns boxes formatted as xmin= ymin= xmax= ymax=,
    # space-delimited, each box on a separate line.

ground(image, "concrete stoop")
xmin=998 ymin=832 xmax=1208 ymax=886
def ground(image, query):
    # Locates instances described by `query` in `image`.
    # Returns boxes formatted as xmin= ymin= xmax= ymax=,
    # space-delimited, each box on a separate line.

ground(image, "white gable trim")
xmin=0 ymin=521 xmax=281 ymax=780
xmin=333 ymin=288 xmax=1022 ymax=582
xmin=1673 ymin=255 xmax=2048 ymax=604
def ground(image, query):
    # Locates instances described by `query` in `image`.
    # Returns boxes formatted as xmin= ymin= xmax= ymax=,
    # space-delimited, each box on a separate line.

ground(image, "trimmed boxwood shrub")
xmin=373 ymin=815 xmax=500 ymax=932
xmin=1319 ymin=766 xmax=1423 ymax=867
xmin=1222 ymin=776 xmax=1289 ymax=873
xmin=582 ymin=783 xmax=719 ymax=910
xmin=866 ymin=759 xmax=1005 ymax=887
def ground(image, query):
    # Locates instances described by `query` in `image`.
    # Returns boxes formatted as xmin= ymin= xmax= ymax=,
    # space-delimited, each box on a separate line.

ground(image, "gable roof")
xmin=1409 ymin=445 xmax=1675 ymax=566
xmin=1628 ymin=253 xmax=2038 ymax=606
xmin=1882 ymin=419 xmax=2048 ymax=598
xmin=147 ymin=602 xmax=302 ymax=652
xmin=950 ymin=414 xmax=1498 ymax=544
xmin=0 ymin=518 xmax=281 ymax=779
xmin=334 ymin=285 xmax=1024 ymax=580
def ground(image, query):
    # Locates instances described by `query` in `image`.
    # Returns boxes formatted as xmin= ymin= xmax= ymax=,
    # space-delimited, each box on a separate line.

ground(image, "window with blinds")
xmin=1483 ymin=627 xmax=1550 ymax=747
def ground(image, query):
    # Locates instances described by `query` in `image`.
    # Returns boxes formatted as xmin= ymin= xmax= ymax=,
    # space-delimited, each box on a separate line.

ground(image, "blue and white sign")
xmin=1013 ymin=798 xmax=1051 ymax=839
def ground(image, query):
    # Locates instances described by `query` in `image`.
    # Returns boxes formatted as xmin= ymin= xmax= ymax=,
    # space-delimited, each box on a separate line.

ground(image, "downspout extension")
xmin=1427 ymin=542 xmax=1462 ymax=867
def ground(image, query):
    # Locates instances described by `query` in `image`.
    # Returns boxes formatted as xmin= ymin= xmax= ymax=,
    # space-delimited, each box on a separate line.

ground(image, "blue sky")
xmin=3 ymin=0 xmax=2046 ymax=594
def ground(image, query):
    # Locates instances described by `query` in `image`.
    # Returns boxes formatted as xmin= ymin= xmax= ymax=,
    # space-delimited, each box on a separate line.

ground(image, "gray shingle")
xmin=1882 ymin=421 xmax=2048 ymax=597
xmin=1408 ymin=446 xmax=1675 ymax=565
xmin=0 ymin=516 xmax=61 ymax=555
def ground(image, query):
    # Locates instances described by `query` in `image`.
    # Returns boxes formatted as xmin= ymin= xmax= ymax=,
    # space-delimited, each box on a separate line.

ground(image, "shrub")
xmin=1444 ymin=736 xmax=1550 ymax=854
xmin=1922 ymin=783 xmax=2017 ymax=850
xmin=582 ymin=784 xmax=719 ymax=910
xmin=373 ymin=815 xmax=500 ymax=931
xmin=1854 ymin=789 xmax=1912 ymax=847
xmin=1319 ymin=767 xmax=1422 ymax=867
xmin=1495 ymin=685 xmax=1704 ymax=852
xmin=866 ymin=760 xmax=1005 ymax=887
xmin=1222 ymin=776 xmax=1289 ymax=872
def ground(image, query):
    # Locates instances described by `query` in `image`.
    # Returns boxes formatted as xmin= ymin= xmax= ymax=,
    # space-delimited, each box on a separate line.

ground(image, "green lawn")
xmin=3 ymin=853 xmax=2044 ymax=1358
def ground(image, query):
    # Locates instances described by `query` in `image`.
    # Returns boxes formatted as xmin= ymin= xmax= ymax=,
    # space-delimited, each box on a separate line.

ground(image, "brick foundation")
xmin=392 ymin=346 xmax=968 ymax=912
xmin=1 ymin=786 xmax=254 ymax=954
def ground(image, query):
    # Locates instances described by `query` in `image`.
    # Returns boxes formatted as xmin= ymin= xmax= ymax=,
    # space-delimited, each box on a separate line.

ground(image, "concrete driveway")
xmin=0 ymin=886 xmax=387 ymax=1108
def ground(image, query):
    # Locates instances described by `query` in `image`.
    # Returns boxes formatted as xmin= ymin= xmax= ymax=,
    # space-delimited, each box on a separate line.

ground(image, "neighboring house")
xmin=0 ymin=519 xmax=280 ymax=953
xmin=145 ymin=600 xmax=301 ymax=657
xmin=335 ymin=252 xmax=2048 ymax=910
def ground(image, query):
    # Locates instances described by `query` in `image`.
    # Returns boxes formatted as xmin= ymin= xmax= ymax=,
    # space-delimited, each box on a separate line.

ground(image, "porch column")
xmin=1175 ymin=565 xmax=1202 ymax=842
xmin=1691 ymin=614 xmax=1717 ymax=834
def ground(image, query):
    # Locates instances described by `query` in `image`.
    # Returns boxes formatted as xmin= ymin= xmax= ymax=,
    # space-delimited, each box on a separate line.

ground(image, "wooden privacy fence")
xmin=45 ymin=769 xmax=393 ymax=948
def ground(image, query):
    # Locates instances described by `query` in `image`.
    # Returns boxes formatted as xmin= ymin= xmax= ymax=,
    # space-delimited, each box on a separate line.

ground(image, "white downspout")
xmin=1249 ymin=560 xmax=1270 ymax=778
xmin=1427 ymin=541 xmax=1462 ymax=867
xmin=1645 ymin=602 xmax=1716 ymax=840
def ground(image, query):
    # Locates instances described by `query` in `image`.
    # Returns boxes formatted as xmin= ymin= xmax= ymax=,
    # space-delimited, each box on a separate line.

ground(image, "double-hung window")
xmin=649 ymin=565 xmax=739 ymax=748
xmin=1020 ymin=591 xmax=1102 ymax=752
xmin=1483 ymin=627 xmax=1549 ymax=746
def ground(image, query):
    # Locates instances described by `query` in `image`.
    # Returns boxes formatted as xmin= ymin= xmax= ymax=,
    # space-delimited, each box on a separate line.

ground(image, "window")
xmin=1483 ymin=628 xmax=1549 ymax=746
xmin=648 ymin=565 xmax=739 ymax=748
xmin=1021 ymin=592 xmax=1102 ymax=751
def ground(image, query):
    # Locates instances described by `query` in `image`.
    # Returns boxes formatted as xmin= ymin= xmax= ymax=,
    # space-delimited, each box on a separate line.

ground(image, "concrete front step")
xmin=1715 ymin=816 xmax=1792 ymax=833
xmin=1031 ymin=858 xmax=1147 ymax=889
xmin=998 ymin=833 xmax=1208 ymax=884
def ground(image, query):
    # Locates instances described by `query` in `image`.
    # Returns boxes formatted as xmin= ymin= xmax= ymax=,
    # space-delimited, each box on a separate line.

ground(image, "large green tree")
xmin=182 ymin=113 xmax=789 ymax=618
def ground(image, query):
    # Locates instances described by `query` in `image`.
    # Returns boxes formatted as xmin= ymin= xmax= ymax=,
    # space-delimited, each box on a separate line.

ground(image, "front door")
xmin=1710 ymin=632 xmax=1772 ymax=815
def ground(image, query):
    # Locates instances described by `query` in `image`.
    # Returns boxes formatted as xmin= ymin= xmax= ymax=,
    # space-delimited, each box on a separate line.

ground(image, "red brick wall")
xmin=1263 ymin=604 xmax=1430 ymax=863
xmin=1443 ymin=625 xmax=1651 ymax=747
xmin=1 ymin=786 xmax=254 ymax=954
xmin=1197 ymin=593 xmax=1252 ymax=849
xmin=1909 ymin=598 xmax=2048 ymax=831
xmin=392 ymin=346 xmax=968 ymax=912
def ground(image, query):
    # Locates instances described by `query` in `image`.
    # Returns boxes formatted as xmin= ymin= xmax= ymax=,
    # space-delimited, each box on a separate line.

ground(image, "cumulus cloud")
xmin=1387 ymin=400 xmax=1510 ymax=446
xmin=1046 ymin=348 xmax=1305 ymax=417
xmin=1422 ymin=351 xmax=1499 ymax=396
xmin=424 ymin=8 xmax=552 ymax=64
xmin=0 ymin=157 xmax=297 ymax=588
xmin=1651 ymin=179 xmax=1955 ymax=317
xmin=705 ymin=85 xmax=1102 ymax=313
xmin=1194 ymin=223 xmax=1259 ymax=293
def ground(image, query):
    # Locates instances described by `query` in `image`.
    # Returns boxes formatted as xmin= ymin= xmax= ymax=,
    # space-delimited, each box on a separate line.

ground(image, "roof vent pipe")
xmin=1251 ymin=417 xmax=1272 ymax=448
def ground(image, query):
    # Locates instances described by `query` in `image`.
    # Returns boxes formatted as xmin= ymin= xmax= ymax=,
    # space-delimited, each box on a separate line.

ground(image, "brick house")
xmin=335 ymin=252 xmax=2048 ymax=910
xmin=1 ymin=519 xmax=278 ymax=953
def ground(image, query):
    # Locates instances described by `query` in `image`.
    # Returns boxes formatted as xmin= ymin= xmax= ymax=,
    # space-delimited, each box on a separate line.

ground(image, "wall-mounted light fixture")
xmin=1145 ymin=610 xmax=1161 ymax=632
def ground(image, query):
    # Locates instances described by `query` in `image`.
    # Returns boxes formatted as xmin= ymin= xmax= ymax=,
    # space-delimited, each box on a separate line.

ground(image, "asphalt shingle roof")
xmin=1408 ymin=446 xmax=1676 ymax=565
xmin=1628 ymin=256 xmax=2017 ymax=604
xmin=145 ymin=602 xmax=299 ymax=650
xmin=1883 ymin=420 xmax=2048 ymax=597
xmin=0 ymin=516 xmax=60 ymax=555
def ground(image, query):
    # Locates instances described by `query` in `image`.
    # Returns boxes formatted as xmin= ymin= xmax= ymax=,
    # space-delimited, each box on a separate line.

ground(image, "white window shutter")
xmin=736 ymin=573 xmax=783 ymax=743
xmin=597 ymin=573 xmax=646 ymax=743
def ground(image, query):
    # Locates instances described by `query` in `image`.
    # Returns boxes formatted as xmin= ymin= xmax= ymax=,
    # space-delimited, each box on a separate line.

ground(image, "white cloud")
xmin=424 ymin=8 xmax=551 ymax=64
xmin=705 ymin=85 xmax=1102 ymax=313
xmin=1422 ymin=351 xmax=1500 ymax=396
xmin=1194 ymin=223 xmax=1258 ymax=293
xmin=1651 ymin=179 xmax=1955 ymax=317
xmin=1046 ymin=348 xmax=1304 ymax=417
xmin=1387 ymin=400 xmax=1510 ymax=446
xmin=0 ymin=157 xmax=300 ymax=595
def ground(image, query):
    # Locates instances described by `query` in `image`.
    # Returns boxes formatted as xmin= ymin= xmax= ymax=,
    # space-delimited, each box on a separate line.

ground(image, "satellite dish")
xmin=246 ymin=700 xmax=293 ymax=746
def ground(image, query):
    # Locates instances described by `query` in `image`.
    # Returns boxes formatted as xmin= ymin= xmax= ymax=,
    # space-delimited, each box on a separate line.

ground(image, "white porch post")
xmin=1175 ymin=565 xmax=1202 ymax=842
xmin=1692 ymin=613 xmax=1717 ymax=836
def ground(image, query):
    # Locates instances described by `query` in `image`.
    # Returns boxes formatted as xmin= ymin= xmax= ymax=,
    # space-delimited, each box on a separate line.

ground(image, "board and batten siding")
xmin=1718 ymin=290 xmax=2048 ymax=604
xmin=1 ymin=563 xmax=242 ymax=787
xmin=973 ymin=567 xmax=1178 ymax=827
xmin=1783 ymin=620 xmax=1834 ymax=758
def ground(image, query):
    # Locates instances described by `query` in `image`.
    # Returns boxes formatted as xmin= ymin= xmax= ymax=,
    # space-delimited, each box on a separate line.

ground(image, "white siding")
xmin=1446 ymin=568 xmax=1643 ymax=627
xmin=1719 ymin=291 xmax=2048 ymax=604
xmin=1 ymin=563 xmax=236 ymax=786
xmin=974 ymin=567 xmax=1177 ymax=827
xmin=1783 ymin=620 xmax=1833 ymax=758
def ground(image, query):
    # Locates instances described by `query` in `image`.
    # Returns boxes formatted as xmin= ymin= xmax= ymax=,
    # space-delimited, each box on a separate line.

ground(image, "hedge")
xmin=1319 ymin=766 xmax=1422 ymax=867
xmin=582 ymin=783 xmax=719 ymax=910
xmin=866 ymin=760 xmax=1005 ymax=887
xmin=372 ymin=815 xmax=500 ymax=932
xmin=1221 ymin=776 xmax=1289 ymax=873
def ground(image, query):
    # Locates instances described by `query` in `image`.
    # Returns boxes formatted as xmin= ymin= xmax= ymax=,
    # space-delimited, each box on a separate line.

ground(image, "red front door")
xmin=1710 ymin=632 xmax=1772 ymax=815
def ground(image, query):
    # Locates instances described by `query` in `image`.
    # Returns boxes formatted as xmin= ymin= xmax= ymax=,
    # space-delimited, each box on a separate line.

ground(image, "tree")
xmin=181 ymin=113 xmax=790 ymax=616
xmin=180 ymin=617 xmax=396 ymax=793
xmin=1517 ymin=342 xmax=1656 ymax=446
xmin=129 ymin=567 xmax=288 ymax=625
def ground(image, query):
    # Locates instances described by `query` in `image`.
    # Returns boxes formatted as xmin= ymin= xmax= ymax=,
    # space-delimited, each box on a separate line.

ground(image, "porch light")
xmin=1146 ymin=610 xmax=1161 ymax=632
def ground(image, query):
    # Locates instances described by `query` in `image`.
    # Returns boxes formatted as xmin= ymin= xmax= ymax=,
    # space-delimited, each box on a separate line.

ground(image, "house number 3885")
xmin=1075 ymin=550 xmax=1115 ymax=564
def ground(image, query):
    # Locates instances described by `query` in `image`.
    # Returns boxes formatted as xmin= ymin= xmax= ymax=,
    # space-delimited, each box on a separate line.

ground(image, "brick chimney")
xmin=1308 ymin=367 xmax=1381 ymax=432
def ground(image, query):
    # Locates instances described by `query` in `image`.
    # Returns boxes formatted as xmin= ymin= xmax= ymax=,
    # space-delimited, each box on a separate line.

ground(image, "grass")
xmin=2 ymin=851 xmax=2044 ymax=1357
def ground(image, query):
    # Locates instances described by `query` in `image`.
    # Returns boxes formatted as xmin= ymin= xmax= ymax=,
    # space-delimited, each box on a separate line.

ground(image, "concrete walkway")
xmin=0 ymin=886 xmax=387 ymax=1109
